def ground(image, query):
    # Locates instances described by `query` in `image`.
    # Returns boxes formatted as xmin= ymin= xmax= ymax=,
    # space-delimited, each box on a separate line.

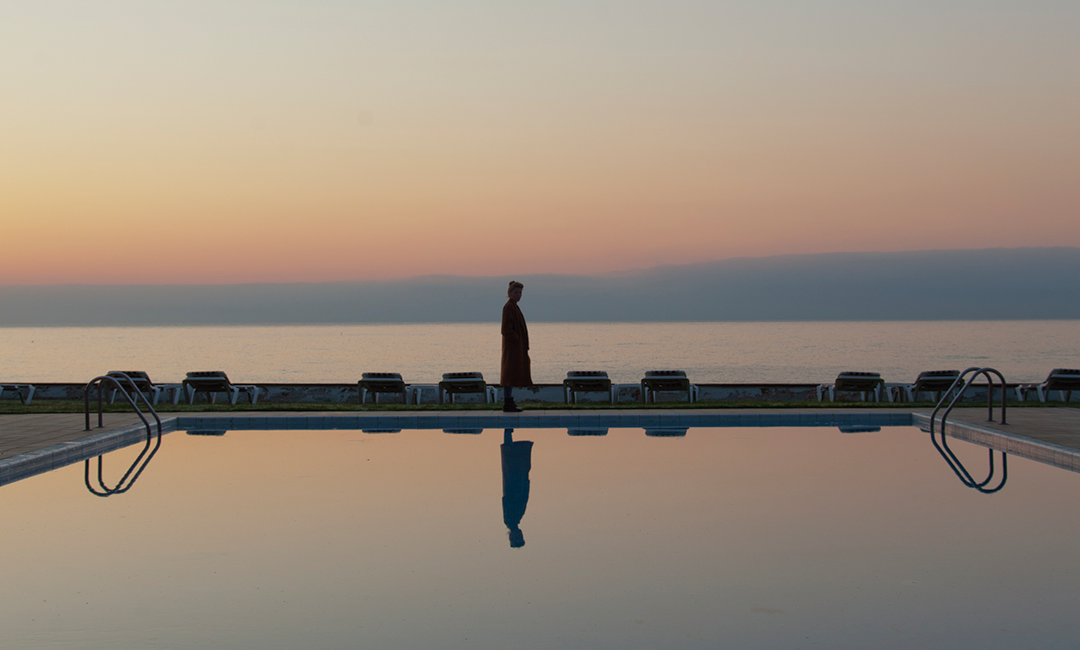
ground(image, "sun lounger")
xmin=358 ymin=372 xmax=408 ymax=404
xmin=563 ymin=371 xmax=615 ymax=404
xmin=1018 ymin=368 xmax=1080 ymax=403
xmin=641 ymin=370 xmax=697 ymax=404
xmin=0 ymin=383 xmax=35 ymax=405
xmin=438 ymin=372 xmax=495 ymax=404
xmin=106 ymin=371 xmax=181 ymax=405
xmin=818 ymin=371 xmax=886 ymax=402
xmin=180 ymin=371 xmax=260 ymax=405
xmin=887 ymin=370 xmax=961 ymax=403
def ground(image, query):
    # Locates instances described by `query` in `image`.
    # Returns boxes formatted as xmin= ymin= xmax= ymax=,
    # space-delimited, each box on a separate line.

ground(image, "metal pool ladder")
xmin=928 ymin=366 xmax=1008 ymax=493
xmin=83 ymin=372 xmax=163 ymax=496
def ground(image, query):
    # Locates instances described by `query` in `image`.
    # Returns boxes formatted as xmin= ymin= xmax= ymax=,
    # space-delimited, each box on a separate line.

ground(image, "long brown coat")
xmin=501 ymin=300 xmax=533 ymax=387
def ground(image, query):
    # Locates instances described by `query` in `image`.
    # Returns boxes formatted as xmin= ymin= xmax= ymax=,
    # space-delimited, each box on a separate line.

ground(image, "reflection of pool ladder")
xmin=928 ymin=367 xmax=1008 ymax=493
xmin=83 ymin=373 xmax=163 ymax=496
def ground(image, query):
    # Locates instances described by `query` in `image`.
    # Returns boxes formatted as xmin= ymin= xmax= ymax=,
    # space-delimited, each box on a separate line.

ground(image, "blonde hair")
xmin=507 ymin=281 xmax=524 ymax=297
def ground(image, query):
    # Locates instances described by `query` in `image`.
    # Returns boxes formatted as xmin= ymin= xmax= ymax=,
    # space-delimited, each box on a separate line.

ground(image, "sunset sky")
xmin=2 ymin=0 xmax=1077 ymax=285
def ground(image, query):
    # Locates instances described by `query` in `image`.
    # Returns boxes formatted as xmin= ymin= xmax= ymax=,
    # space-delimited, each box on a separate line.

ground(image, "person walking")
xmin=500 ymin=281 xmax=532 ymax=413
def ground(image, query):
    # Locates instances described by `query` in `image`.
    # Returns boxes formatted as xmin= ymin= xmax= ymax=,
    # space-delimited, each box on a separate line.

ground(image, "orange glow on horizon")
xmin=2 ymin=1 xmax=1077 ymax=285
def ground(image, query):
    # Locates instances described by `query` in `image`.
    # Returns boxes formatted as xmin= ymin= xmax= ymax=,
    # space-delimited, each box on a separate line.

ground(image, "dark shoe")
xmin=503 ymin=400 xmax=523 ymax=413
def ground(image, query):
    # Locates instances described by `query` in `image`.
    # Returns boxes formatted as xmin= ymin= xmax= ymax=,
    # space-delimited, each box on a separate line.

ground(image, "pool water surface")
xmin=2 ymin=426 xmax=1078 ymax=649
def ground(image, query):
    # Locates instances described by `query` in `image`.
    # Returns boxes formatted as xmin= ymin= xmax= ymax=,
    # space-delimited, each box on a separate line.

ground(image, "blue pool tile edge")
xmin=176 ymin=412 xmax=921 ymax=431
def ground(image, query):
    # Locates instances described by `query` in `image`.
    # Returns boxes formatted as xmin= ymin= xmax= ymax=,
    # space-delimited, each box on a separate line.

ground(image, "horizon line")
xmin=2 ymin=245 xmax=1075 ymax=289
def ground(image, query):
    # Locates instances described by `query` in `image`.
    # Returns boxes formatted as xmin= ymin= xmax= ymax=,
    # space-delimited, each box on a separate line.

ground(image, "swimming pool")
xmin=3 ymin=424 xmax=1078 ymax=649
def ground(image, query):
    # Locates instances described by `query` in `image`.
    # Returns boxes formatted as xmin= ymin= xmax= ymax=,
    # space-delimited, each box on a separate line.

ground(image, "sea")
xmin=1 ymin=321 xmax=1077 ymax=385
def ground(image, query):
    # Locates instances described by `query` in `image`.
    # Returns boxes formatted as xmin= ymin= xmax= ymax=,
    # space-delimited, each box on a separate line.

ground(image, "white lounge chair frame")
xmin=179 ymin=371 xmax=260 ymax=405
xmin=564 ymin=371 xmax=616 ymax=405
xmin=438 ymin=372 xmax=496 ymax=404
xmin=818 ymin=372 xmax=888 ymax=403
xmin=0 ymin=383 xmax=35 ymax=405
xmin=640 ymin=370 xmax=698 ymax=404
xmin=887 ymin=370 xmax=961 ymax=403
xmin=1017 ymin=368 xmax=1080 ymax=403
xmin=105 ymin=371 xmax=182 ymax=406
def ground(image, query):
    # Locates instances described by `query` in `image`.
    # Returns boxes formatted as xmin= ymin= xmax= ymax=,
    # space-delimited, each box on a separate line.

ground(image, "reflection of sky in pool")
xmin=3 ymin=426 xmax=1079 ymax=649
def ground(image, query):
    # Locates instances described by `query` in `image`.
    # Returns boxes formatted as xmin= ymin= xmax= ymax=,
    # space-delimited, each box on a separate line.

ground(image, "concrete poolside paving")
xmin=2 ymin=407 xmax=1079 ymax=484
xmin=937 ymin=406 xmax=1080 ymax=451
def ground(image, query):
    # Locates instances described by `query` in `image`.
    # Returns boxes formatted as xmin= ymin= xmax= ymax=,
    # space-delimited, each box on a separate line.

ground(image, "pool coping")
xmin=176 ymin=411 xmax=916 ymax=431
xmin=0 ymin=418 xmax=181 ymax=487
xmin=3 ymin=410 xmax=1079 ymax=487
xmin=910 ymin=412 xmax=1080 ymax=473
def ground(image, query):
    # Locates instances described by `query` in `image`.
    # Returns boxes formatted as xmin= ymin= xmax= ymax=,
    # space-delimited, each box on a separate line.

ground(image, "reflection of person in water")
xmin=501 ymin=428 xmax=533 ymax=548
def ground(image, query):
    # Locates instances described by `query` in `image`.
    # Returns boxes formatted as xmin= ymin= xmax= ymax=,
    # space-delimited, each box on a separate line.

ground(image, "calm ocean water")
xmin=2 ymin=321 xmax=1077 ymax=385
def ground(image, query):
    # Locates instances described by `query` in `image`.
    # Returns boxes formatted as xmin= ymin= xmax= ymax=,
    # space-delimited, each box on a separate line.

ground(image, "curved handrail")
xmin=82 ymin=374 xmax=163 ymax=496
xmin=927 ymin=366 xmax=1008 ymax=494
xmin=85 ymin=373 xmax=162 ymax=436
xmin=929 ymin=366 xmax=1007 ymax=436
xmin=84 ymin=374 xmax=150 ymax=434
